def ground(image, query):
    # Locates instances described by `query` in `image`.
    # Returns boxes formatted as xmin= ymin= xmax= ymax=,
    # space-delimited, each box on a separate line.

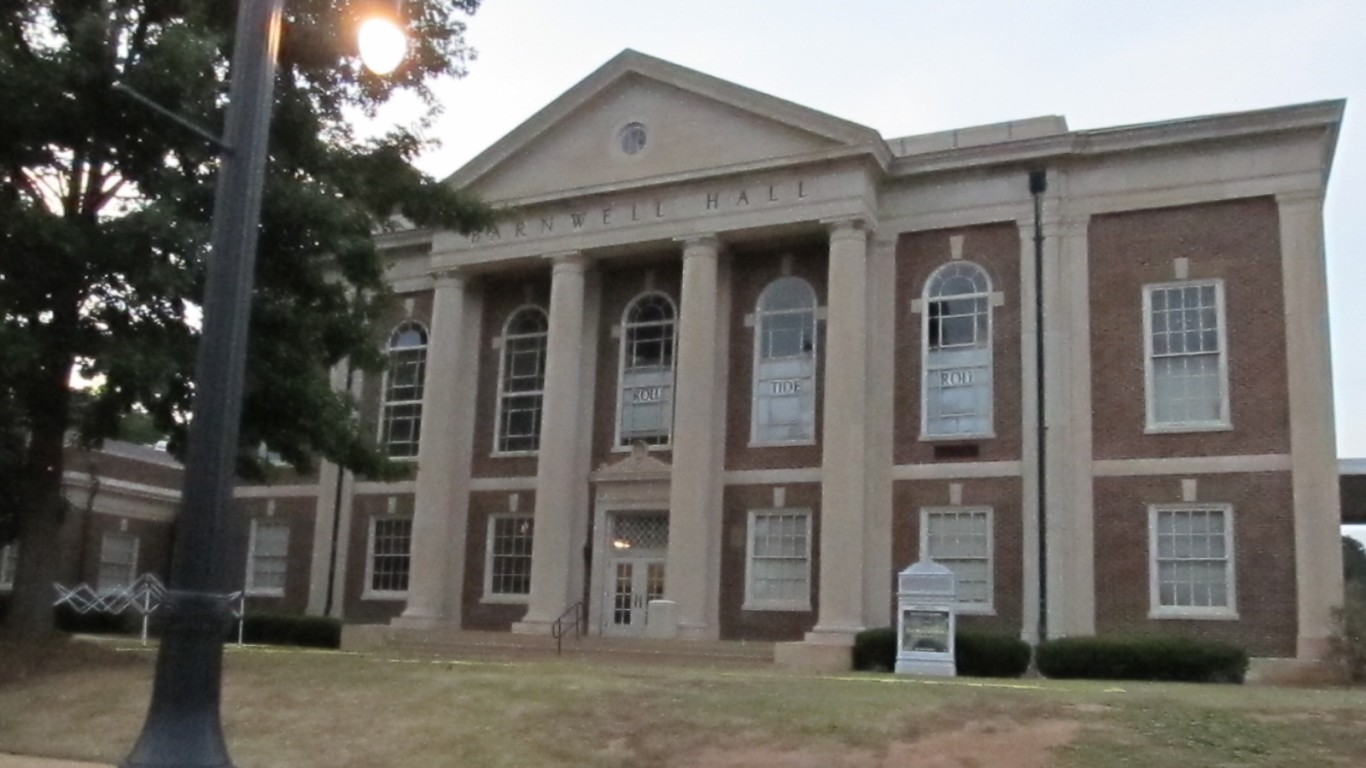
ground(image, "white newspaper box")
xmin=895 ymin=559 xmax=957 ymax=677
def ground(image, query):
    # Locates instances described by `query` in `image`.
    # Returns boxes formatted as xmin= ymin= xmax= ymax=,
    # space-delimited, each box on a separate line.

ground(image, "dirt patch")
xmin=680 ymin=718 xmax=1081 ymax=768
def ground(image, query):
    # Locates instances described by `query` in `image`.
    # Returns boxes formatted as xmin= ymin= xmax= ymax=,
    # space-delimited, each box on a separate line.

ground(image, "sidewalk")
xmin=0 ymin=756 xmax=111 ymax=768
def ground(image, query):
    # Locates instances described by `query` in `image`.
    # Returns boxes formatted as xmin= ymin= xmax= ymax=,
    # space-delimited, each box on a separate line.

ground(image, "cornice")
xmin=888 ymin=99 xmax=1345 ymax=181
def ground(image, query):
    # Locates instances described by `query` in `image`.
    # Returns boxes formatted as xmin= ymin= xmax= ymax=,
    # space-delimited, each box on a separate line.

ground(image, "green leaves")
xmin=1 ymin=0 xmax=490 ymax=485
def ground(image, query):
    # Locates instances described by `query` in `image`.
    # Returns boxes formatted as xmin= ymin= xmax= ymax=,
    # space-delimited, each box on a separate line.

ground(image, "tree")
xmin=0 ymin=0 xmax=493 ymax=638
xmin=1346 ymin=535 xmax=1366 ymax=587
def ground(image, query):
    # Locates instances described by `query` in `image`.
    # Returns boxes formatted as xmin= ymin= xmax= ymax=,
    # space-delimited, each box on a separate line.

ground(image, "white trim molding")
xmin=743 ymin=508 xmax=813 ymax=612
xmin=1148 ymin=503 xmax=1238 ymax=620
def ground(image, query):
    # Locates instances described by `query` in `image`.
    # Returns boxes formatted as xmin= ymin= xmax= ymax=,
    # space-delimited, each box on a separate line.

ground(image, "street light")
xmin=121 ymin=2 xmax=403 ymax=765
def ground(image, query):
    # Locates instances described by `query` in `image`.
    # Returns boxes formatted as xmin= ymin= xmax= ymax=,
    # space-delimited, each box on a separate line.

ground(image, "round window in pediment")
xmin=618 ymin=122 xmax=647 ymax=156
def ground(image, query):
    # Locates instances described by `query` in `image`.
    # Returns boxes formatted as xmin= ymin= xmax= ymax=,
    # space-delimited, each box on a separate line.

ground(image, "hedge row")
xmin=1035 ymin=635 xmax=1247 ymax=683
xmin=48 ymin=605 xmax=341 ymax=650
xmin=852 ymin=627 xmax=1248 ymax=683
xmin=852 ymin=628 xmax=1032 ymax=678
xmin=236 ymin=614 xmax=342 ymax=649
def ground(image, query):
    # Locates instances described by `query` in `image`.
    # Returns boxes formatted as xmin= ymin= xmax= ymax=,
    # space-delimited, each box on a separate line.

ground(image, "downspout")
xmin=321 ymin=364 xmax=354 ymax=618
xmin=1029 ymin=169 xmax=1048 ymax=643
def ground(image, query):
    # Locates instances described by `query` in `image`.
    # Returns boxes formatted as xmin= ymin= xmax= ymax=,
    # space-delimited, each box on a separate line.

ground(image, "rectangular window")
xmin=97 ymin=532 xmax=139 ymax=592
xmin=1144 ymin=281 xmax=1229 ymax=430
xmin=246 ymin=519 xmax=290 ymax=597
xmin=1149 ymin=505 xmax=1237 ymax=619
xmin=0 ymin=542 xmax=17 ymax=591
xmin=366 ymin=518 xmax=413 ymax=598
xmin=921 ymin=508 xmax=993 ymax=612
xmin=744 ymin=510 xmax=812 ymax=611
xmin=484 ymin=515 xmax=534 ymax=601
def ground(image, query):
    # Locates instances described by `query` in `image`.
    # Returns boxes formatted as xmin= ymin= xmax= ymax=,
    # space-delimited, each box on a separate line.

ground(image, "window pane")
xmin=370 ymin=519 xmax=412 ymax=593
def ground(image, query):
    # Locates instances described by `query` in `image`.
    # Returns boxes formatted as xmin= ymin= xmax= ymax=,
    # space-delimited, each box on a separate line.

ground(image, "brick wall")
xmin=718 ymin=482 xmax=821 ymax=641
xmin=461 ymin=490 xmax=535 ymax=631
xmin=893 ymin=223 xmax=1023 ymax=465
xmin=590 ymin=260 xmax=681 ymax=467
xmin=343 ymin=491 xmax=413 ymax=624
xmin=1088 ymin=197 xmax=1290 ymax=459
xmin=891 ymin=477 xmax=1024 ymax=636
xmin=470 ymin=272 xmax=551 ymax=479
xmin=1091 ymin=472 xmax=1297 ymax=657
xmin=724 ymin=242 xmax=828 ymax=472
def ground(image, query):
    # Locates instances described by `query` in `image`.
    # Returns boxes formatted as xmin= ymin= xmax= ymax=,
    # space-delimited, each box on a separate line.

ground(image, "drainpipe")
xmin=322 ymin=364 xmax=355 ymax=618
xmin=1029 ymin=169 xmax=1048 ymax=644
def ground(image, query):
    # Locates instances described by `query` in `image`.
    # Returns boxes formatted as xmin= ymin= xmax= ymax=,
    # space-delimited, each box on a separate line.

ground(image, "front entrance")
xmin=601 ymin=512 xmax=669 ymax=637
xmin=606 ymin=556 xmax=665 ymax=634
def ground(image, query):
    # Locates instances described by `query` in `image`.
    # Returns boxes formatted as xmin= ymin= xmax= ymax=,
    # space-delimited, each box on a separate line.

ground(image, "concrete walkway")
xmin=0 ymin=756 xmax=111 ymax=768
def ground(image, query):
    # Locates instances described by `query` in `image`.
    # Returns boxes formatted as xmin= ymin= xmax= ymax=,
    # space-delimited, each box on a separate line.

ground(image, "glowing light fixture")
xmin=358 ymin=13 xmax=406 ymax=75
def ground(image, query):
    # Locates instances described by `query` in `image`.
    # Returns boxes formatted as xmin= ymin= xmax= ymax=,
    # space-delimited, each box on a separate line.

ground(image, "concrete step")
xmin=342 ymin=625 xmax=775 ymax=667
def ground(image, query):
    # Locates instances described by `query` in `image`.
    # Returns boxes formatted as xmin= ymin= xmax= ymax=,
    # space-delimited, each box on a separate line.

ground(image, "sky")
xmin=379 ymin=1 xmax=1366 ymax=460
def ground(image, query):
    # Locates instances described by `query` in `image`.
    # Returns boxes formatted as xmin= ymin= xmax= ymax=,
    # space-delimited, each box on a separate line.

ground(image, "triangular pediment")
xmin=446 ymin=50 xmax=883 ymax=203
xmin=590 ymin=442 xmax=672 ymax=483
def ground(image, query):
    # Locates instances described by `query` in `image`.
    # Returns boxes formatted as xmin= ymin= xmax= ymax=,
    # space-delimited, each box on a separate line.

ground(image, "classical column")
xmin=1038 ymin=211 xmax=1095 ymax=638
xmin=809 ymin=217 xmax=873 ymax=644
xmin=1277 ymin=190 xmax=1344 ymax=660
xmin=396 ymin=270 xmax=472 ymax=628
xmin=516 ymin=252 xmax=590 ymax=630
xmin=666 ymin=235 xmax=724 ymax=639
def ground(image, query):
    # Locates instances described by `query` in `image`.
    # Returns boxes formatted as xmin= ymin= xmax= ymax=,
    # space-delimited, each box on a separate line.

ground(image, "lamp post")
xmin=121 ymin=1 xmax=402 ymax=765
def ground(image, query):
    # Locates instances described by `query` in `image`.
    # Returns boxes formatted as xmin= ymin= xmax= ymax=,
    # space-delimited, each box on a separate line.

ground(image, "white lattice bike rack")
xmin=53 ymin=574 xmax=247 ymax=645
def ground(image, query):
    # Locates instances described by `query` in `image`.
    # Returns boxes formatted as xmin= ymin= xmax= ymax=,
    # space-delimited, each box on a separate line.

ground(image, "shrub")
xmin=956 ymin=632 xmax=1032 ymax=678
xmin=852 ymin=627 xmax=1031 ymax=677
xmin=1036 ymin=635 xmax=1248 ymax=683
xmin=853 ymin=627 xmax=897 ymax=671
xmin=238 ymin=613 xmax=342 ymax=649
xmin=1329 ymin=583 xmax=1366 ymax=683
xmin=55 ymin=603 xmax=141 ymax=636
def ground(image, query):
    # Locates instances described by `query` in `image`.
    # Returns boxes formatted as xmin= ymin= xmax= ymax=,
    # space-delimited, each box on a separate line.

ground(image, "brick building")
xmin=216 ymin=51 xmax=1347 ymax=670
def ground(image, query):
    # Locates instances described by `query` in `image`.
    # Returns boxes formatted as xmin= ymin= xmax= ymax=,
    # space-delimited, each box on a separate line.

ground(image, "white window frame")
xmin=363 ymin=516 xmax=413 ymax=600
xmin=493 ymin=305 xmax=549 ymax=456
xmin=920 ymin=261 xmax=995 ymax=440
xmin=750 ymin=277 xmax=820 ymax=447
xmin=0 ymin=542 xmax=17 ymax=591
xmin=1142 ymin=280 xmax=1231 ymax=433
xmin=244 ymin=518 xmax=290 ymax=597
xmin=97 ymin=531 xmax=139 ymax=593
xmin=379 ymin=320 xmax=429 ymax=460
xmin=482 ymin=514 xmax=535 ymax=603
xmin=614 ymin=291 xmax=677 ymax=449
xmin=743 ymin=509 xmax=813 ymax=611
xmin=920 ymin=507 xmax=995 ymax=614
xmin=1148 ymin=503 xmax=1238 ymax=620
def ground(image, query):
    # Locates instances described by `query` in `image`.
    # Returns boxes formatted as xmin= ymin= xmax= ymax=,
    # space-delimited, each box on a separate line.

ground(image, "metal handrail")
xmin=550 ymin=601 xmax=586 ymax=655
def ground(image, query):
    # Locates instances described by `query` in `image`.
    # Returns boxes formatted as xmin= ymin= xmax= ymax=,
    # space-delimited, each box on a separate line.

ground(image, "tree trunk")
xmin=1 ymin=307 xmax=79 ymax=640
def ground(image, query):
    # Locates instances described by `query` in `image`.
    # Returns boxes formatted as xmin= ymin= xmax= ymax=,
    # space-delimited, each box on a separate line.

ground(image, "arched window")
xmin=752 ymin=277 xmax=818 ymax=444
xmin=922 ymin=262 xmax=993 ymax=437
xmin=380 ymin=321 xmax=428 ymax=458
xmin=496 ymin=306 xmax=549 ymax=453
xmin=617 ymin=292 xmax=676 ymax=446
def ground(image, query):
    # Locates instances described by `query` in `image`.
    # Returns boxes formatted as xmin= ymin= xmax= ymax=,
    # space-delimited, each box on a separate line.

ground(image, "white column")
xmin=808 ymin=217 xmax=873 ymax=643
xmin=516 ymin=252 xmax=590 ymax=630
xmin=666 ymin=235 xmax=723 ymax=639
xmin=1277 ymin=190 xmax=1344 ymax=660
xmin=1017 ymin=218 xmax=1043 ymax=645
xmin=1040 ymin=211 xmax=1095 ymax=638
xmin=861 ymin=236 xmax=896 ymax=627
xmin=396 ymin=270 xmax=471 ymax=627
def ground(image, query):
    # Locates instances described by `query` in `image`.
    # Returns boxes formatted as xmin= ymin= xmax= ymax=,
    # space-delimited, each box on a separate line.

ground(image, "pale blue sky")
xmin=390 ymin=0 xmax=1366 ymax=460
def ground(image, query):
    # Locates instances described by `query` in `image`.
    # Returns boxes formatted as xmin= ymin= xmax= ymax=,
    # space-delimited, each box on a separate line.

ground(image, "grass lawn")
xmin=1 ymin=637 xmax=1364 ymax=767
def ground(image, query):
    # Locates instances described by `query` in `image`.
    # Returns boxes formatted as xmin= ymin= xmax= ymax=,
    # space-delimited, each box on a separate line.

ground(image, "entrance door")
xmin=601 ymin=512 xmax=669 ymax=637
xmin=606 ymin=557 xmax=665 ymax=634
